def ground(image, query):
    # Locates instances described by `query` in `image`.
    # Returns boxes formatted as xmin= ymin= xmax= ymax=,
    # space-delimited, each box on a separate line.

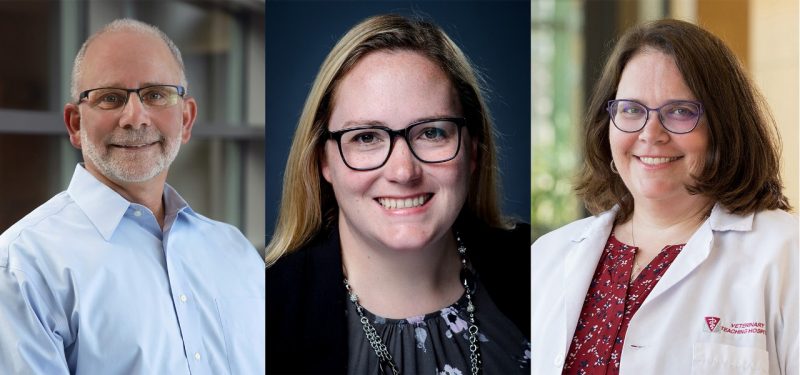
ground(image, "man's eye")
xmin=101 ymin=94 xmax=123 ymax=103
xmin=144 ymin=91 xmax=166 ymax=100
xmin=92 ymin=92 xmax=127 ymax=108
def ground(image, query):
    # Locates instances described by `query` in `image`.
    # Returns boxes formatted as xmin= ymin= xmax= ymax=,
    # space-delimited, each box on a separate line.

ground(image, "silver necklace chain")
xmin=343 ymin=232 xmax=482 ymax=375
xmin=630 ymin=216 xmax=642 ymax=283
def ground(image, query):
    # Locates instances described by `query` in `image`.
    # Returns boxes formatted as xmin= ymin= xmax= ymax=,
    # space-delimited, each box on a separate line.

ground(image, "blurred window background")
xmin=0 ymin=0 xmax=265 ymax=253
xmin=532 ymin=0 xmax=798 ymax=240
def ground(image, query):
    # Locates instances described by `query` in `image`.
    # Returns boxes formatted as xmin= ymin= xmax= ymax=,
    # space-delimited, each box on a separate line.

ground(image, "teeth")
xmin=640 ymin=156 xmax=679 ymax=165
xmin=378 ymin=195 xmax=428 ymax=209
xmin=116 ymin=143 xmax=151 ymax=148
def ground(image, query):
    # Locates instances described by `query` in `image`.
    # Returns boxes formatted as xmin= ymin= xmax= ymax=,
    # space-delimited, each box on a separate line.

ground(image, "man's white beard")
xmin=81 ymin=127 xmax=181 ymax=183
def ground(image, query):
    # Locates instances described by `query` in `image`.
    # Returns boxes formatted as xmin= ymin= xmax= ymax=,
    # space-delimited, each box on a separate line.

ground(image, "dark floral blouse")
xmin=563 ymin=234 xmax=683 ymax=374
xmin=346 ymin=279 xmax=530 ymax=375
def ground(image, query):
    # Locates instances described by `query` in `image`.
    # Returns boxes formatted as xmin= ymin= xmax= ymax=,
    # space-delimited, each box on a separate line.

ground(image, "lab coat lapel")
xmin=641 ymin=219 xmax=713 ymax=307
xmin=563 ymin=210 xmax=615 ymax=349
xmin=641 ymin=204 xmax=753 ymax=307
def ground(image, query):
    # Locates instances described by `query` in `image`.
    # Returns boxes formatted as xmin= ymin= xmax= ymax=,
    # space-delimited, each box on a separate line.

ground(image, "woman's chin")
xmin=379 ymin=236 xmax=435 ymax=253
xmin=631 ymin=181 xmax=693 ymax=202
xmin=373 ymin=227 xmax=447 ymax=253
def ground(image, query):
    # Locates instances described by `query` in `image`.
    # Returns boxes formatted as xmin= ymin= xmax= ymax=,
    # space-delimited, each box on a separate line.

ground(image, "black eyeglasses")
xmin=326 ymin=117 xmax=467 ymax=171
xmin=607 ymin=99 xmax=704 ymax=134
xmin=78 ymin=85 xmax=186 ymax=111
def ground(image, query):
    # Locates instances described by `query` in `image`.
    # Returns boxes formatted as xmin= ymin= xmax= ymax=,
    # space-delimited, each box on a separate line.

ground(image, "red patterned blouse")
xmin=562 ymin=234 xmax=684 ymax=374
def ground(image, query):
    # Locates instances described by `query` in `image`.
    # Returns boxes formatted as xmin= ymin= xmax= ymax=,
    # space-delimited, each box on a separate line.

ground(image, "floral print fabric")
xmin=346 ymin=279 xmax=530 ymax=375
xmin=563 ymin=234 xmax=683 ymax=374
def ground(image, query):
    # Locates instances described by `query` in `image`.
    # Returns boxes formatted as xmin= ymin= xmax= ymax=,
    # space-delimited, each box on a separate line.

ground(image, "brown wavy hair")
xmin=575 ymin=19 xmax=790 ymax=223
xmin=266 ymin=14 xmax=507 ymax=265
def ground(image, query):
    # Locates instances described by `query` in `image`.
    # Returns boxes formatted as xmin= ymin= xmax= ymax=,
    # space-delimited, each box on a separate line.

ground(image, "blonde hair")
xmin=266 ymin=14 xmax=507 ymax=265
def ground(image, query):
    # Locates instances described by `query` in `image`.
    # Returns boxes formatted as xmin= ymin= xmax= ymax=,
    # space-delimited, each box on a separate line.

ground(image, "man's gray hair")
xmin=70 ymin=18 xmax=187 ymax=101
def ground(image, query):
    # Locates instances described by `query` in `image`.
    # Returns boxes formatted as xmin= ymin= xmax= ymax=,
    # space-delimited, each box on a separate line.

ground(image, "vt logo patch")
xmin=704 ymin=316 xmax=721 ymax=332
xmin=702 ymin=316 xmax=766 ymax=335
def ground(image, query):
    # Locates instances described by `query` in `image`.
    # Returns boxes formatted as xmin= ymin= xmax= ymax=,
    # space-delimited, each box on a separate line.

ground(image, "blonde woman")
xmin=266 ymin=14 xmax=530 ymax=374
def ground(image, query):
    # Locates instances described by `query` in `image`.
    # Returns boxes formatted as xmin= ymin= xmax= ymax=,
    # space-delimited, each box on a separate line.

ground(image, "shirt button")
xmin=194 ymin=352 xmax=201 ymax=361
xmin=180 ymin=294 xmax=188 ymax=303
xmin=133 ymin=210 xmax=142 ymax=217
xmin=554 ymin=352 xmax=564 ymax=366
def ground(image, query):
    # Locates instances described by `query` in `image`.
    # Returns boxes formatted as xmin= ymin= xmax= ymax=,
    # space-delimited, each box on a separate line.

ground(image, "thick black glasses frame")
xmin=606 ymin=99 xmax=704 ymax=134
xmin=326 ymin=117 xmax=467 ymax=171
xmin=77 ymin=85 xmax=186 ymax=106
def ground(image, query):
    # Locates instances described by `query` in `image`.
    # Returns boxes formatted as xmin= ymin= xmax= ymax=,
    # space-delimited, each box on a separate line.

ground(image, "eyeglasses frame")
xmin=77 ymin=84 xmax=187 ymax=109
xmin=606 ymin=99 xmax=704 ymax=134
xmin=325 ymin=117 xmax=468 ymax=171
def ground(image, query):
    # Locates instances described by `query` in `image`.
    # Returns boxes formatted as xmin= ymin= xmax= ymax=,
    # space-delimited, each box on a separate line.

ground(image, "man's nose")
xmin=118 ymin=92 xmax=150 ymax=129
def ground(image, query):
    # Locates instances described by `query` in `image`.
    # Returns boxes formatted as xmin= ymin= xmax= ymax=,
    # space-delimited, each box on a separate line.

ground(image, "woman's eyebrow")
xmin=335 ymin=114 xmax=460 ymax=130
xmin=337 ymin=119 xmax=387 ymax=130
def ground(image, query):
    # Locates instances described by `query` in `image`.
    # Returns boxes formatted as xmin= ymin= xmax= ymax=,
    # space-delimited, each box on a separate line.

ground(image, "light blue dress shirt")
xmin=0 ymin=164 xmax=265 ymax=374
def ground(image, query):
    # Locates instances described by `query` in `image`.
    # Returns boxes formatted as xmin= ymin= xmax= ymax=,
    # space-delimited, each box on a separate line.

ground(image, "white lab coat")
xmin=532 ymin=204 xmax=798 ymax=375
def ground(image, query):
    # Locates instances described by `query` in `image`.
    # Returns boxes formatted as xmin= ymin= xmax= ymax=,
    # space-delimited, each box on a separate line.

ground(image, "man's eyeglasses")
xmin=77 ymin=85 xmax=186 ymax=111
xmin=326 ymin=117 xmax=467 ymax=171
xmin=607 ymin=99 xmax=704 ymax=134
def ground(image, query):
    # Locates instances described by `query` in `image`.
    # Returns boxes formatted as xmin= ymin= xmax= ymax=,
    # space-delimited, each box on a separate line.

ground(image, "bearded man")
xmin=0 ymin=19 xmax=264 ymax=374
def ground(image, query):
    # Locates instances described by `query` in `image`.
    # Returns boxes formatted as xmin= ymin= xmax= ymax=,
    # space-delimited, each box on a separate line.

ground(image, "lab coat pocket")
xmin=692 ymin=342 xmax=768 ymax=375
xmin=215 ymin=297 xmax=265 ymax=375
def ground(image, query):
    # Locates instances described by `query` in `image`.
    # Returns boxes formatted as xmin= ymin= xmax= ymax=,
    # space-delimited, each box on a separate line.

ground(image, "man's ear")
xmin=64 ymin=103 xmax=82 ymax=149
xmin=180 ymin=97 xmax=198 ymax=144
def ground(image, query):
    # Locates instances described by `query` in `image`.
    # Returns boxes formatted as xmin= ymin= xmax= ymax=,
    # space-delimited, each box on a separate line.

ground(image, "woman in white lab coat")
xmin=532 ymin=19 xmax=797 ymax=375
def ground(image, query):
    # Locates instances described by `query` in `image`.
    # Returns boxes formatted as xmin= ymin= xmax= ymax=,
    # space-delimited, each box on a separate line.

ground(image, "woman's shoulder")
xmin=265 ymin=227 xmax=349 ymax=373
xmin=267 ymin=229 xmax=339 ymax=271
xmin=265 ymin=226 xmax=347 ymax=326
xmin=712 ymin=205 xmax=798 ymax=242
xmin=476 ymin=220 xmax=531 ymax=245
xmin=461 ymin=218 xmax=531 ymax=339
xmin=752 ymin=208 xmax=799 ymax=231
xmin=752 ymin=209 xmax=799 ymax=247
xmin=464 ymin=219 xmax=530 ymax=256
xmin=456 ymin=218 xmax=531 ymax=251
xmin=266 ymin=228 xmax=344 ymax=302
xmin=733 ymin=209 xmax=798 ymax=260
xmin=532 ymin=209 xmax=616 ymax=249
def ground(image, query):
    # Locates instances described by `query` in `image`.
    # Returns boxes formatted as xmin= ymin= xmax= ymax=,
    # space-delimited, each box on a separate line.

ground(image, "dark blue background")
xmin=266 ymin=1 xmax=531 ymax=240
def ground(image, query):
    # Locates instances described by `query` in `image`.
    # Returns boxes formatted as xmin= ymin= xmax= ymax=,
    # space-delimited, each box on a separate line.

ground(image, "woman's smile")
xmin=636 ymin=155 xmax=681 ymax=165
xmin=634 ymin=155 xmax=684 ymax=169
xmin=376 ymin=193 xmax=433 ymax=210
xmin=321 ymin=50 xmax=473 ymax=252
xmin=610 ymin=49 xmax=708 ymax=202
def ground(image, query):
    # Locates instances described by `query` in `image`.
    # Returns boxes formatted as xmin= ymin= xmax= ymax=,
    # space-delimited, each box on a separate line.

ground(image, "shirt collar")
xmin=572 ymin=202 xmax=753 ymax=243
xmin=573 ymin=206 xmax=618 ymax=242
xmin=707 ymin=202 xmax=754 ymax=232
xmin=162 ymin=182 xmax=193 ymax=232
xmin=66 ymin=164 xmax=194 ymax=240
xmin=68 ymin=164 xmax=134 ymax=240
